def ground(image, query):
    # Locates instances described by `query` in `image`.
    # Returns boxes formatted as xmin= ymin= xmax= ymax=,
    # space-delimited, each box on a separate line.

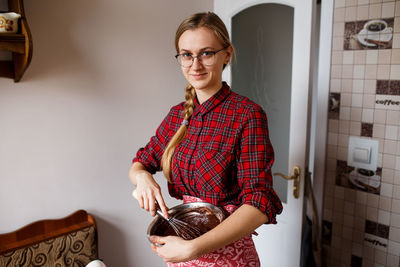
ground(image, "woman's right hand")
xmin=130 ymin=162 xmax=169 ymax=218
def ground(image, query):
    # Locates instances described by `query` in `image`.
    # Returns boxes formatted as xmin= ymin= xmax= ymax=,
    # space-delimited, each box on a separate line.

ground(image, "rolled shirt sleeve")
xmin=236 ymin=105 xmax=283 ymax=224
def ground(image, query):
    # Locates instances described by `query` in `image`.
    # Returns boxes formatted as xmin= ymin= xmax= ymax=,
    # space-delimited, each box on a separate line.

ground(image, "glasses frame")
xmin=175 ymin=46 xmax=229 ymax=68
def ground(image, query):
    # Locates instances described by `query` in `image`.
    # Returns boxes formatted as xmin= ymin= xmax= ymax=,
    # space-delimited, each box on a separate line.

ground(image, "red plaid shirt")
xmin=133 ymin=83 xmax=282 ymax=223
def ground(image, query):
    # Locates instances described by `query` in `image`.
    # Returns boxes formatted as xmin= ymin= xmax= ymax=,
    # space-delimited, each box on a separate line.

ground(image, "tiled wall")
xmin=323 ymin=1 xmax=400 ymax=267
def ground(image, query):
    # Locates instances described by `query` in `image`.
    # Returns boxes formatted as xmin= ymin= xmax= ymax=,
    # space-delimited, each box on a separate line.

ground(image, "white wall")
xmin=0 ymin=1 xmax=212 ymax=266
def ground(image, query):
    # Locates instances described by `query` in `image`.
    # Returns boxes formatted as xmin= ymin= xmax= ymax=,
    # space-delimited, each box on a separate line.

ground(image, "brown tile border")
xmin=365 ymin=220 xmax=389 ymax=239
xmin=361 ymin=123 xmax=373 ymax=137
xmin=376 ymin=80 xmax=400 ymax=95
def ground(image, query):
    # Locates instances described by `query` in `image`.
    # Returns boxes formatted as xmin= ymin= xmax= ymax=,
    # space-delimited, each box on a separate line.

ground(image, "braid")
xmin=161 ymin=84 xmax=196 ymax=182
xmin=183 ymin=84 xmax=196 ymax=120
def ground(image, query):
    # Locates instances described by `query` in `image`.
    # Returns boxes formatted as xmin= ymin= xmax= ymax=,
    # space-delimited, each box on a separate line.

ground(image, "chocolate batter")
xmin=150 ymin=207 xmax=222 ymax=239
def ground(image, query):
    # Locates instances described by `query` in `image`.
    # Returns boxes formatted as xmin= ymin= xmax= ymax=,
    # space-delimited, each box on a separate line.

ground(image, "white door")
xmin=215 ymin=1 xmax=314 ymax=266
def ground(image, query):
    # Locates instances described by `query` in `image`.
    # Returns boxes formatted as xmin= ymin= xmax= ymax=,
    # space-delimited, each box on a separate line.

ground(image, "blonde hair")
xmin=161 ymin=12 xmax=235 ymax=182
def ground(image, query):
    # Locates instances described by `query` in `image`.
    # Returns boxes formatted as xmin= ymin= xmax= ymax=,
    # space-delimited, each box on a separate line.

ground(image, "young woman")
xmin=129 ymin=12 xmax=282 ymax=266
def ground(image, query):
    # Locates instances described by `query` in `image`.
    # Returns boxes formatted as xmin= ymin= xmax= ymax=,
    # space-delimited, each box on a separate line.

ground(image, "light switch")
xmin=353 ymin=147 xmax=370 ymax=164
xmin=347 ymin=136 xmax=379 ymax=171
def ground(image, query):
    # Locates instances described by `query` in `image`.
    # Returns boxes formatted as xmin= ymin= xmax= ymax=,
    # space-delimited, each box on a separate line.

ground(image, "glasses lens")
xmin=200 ymin=53 xmax=215 ymax=66
xmin=177 ymin=55 xmax=192 ymax=67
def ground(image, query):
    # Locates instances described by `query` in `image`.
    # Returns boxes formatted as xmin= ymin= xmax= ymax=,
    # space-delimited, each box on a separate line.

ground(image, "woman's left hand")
xmin=150 ymin=235 xmax=198 ymax=263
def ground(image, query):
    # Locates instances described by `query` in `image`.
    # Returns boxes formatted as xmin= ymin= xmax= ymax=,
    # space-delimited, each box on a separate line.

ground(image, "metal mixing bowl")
xmin=147 ymin=202 xmax=226 ymax=245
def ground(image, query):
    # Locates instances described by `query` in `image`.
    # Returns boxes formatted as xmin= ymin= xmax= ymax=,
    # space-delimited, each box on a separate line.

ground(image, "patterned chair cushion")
xmin=0 ymin=225 xmax=98 ymax=267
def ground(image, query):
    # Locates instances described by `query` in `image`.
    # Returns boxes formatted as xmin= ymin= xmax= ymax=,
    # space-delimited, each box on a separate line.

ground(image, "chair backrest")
xmin=0 ymin=210 xmax=98 ymax=266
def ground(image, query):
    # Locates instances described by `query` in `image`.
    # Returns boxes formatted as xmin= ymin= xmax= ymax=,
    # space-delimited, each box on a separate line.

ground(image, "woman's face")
xmin=177 ymin=27 xmax=232 ymax=96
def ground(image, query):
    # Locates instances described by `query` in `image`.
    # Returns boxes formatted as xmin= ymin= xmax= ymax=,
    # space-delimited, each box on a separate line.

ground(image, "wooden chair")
xmin=0 ymin=210 xmax=98 ymax=266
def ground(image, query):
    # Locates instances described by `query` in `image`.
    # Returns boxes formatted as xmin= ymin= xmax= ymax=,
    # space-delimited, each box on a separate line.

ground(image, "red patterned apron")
xmin=167 ymin=196 xmax=260 ymax=267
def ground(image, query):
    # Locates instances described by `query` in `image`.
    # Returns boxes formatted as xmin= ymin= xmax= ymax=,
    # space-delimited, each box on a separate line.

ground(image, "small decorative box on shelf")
xmin=0 ymin=0 xmax=32 ymax=82
xmin=0 ymin=12 xmax=21 ymax=33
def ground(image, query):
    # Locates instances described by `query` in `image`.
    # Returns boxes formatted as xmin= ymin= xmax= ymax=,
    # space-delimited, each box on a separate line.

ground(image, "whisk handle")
xmin=155 ymin=202 xmax=169 ymax=221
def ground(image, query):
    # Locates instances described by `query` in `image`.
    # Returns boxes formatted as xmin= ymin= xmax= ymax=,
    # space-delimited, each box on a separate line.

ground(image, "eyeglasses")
xmin=175 ymin=46 xmax=228 ymax=68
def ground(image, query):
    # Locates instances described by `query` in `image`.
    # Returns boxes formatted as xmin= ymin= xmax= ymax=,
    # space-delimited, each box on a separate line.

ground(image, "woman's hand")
xmin=150 ymin=236 xmax=199 ymax=263
xmin=129 ymin=162 xmax=168 ymax=218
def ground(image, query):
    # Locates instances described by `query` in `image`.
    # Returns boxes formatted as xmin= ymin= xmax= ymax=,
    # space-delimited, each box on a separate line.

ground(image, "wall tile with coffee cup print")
xmin=344 ymin=18 xmax=394 ymax=50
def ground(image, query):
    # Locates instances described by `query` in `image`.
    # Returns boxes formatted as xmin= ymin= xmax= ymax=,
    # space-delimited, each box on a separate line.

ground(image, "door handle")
xmin=274 ymin=166 xmax=301 ymax=199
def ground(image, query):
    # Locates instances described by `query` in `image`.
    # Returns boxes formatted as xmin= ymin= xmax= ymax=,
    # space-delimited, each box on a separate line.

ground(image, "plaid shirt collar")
xmin=193 ymin=82 xmax=231 ymax=117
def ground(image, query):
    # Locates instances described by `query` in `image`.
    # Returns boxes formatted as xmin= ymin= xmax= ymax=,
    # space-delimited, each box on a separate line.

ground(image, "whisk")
xmin=132 ymin=190 xmax=203 ymax=240
xmin=155 ymin=204 xmax=203 ymax=240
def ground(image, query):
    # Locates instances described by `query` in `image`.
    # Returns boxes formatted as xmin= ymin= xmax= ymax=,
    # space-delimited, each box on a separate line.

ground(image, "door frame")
xmin=310 ymin=0 xmax=334 ymax=243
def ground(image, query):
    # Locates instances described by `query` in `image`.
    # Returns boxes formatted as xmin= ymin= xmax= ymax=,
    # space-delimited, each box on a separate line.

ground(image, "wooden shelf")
xmin=0 ymin=0 xmax=32 ymax=82
xmin=0 ymin=33 xmax=25 ymax=53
